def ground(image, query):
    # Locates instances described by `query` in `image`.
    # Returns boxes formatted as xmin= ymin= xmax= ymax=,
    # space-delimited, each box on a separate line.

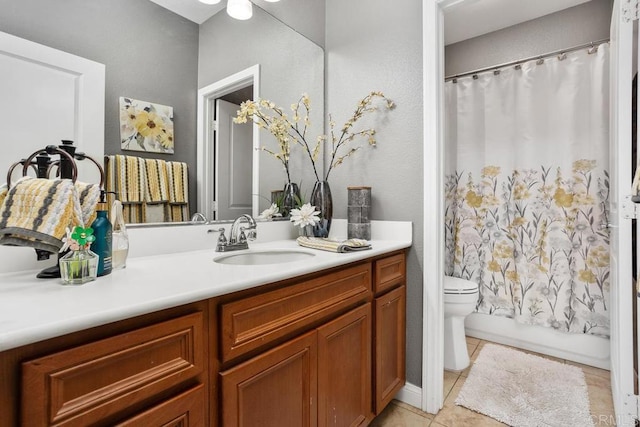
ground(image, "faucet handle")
xmin=240 ymin=226 xmax=257 ymax=242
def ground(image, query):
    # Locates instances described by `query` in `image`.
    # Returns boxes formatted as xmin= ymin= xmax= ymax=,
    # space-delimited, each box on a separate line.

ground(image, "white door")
xmin=215 ymin=99 xmax=253 ymax=220
xmin=609 ymin=0 xmax=636 ymax=423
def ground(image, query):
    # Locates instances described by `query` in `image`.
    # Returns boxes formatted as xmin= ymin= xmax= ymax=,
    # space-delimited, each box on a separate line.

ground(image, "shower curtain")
xmin=444 ymin=44 xmax=610 ymax=337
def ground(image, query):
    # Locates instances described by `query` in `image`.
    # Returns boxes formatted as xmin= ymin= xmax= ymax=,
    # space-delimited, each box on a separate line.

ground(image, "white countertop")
xmin=0 ymin=220 xmax=411 ymax=352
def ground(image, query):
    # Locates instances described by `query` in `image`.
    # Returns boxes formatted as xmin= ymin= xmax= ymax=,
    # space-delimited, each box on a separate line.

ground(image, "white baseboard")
xmin=394 ymin=382 xmax=423 ymax=411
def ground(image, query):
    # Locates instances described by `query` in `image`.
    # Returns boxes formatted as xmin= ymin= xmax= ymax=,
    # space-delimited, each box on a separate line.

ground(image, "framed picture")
xmin=119 ymin=97 xmax=174 ymax=154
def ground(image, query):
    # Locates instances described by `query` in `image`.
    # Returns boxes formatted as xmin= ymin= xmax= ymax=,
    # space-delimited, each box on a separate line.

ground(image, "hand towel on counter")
xmin=0 ymin=177 xmax=84 ymax=253
xmin=166 ymin=161 xmax=190 ymax=222
xmin=296 ymin=236 xmax=372 ymax=253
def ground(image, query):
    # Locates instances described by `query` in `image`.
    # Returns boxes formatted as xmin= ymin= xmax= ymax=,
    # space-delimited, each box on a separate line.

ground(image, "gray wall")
xmin=199 ymin=6 xmax=324 ymax=210
xmin=445 ymin=0 xmax=613 ymax=76
xmin=0 ymin=0 xmax=199 ymax=208
xmin=259 ymin=0 xmax=325 ymax=48
xmin=325 ymin=0 xmax=424 ymax=386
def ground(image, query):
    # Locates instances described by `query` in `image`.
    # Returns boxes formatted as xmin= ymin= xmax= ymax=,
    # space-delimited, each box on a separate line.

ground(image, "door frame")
xmin=422 ymin=0 xmax=449 ymax=414
xmin=197 ymin=64 xmax=261 ymax=220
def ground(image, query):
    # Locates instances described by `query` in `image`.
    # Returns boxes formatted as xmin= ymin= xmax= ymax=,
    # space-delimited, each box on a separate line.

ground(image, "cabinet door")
xmin=317 ymin=304 xmax=372 ymax=427
xmin=220 ymin=331 xmax=317 ymax=427
xmin=116 ymin=384 xmax=205 ymax=426
xmin=374 ymin=285 xmax=406 ymax=413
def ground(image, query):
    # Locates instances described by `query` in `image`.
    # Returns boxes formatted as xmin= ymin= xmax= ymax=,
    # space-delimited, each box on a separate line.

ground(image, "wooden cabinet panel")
xmin=220 ymin=331 xmax=317 ymax=427
xmin=373 ymin=253 xmax=405 ymax=295
xmin=22 ymin=312 xmax=204 ymax=426
xmin=317 ymin=304 xmax=373 ymax=427
xmin=116 ymin=384 xmax=205 ymax=427
xmin=374 ymin=285 xmax=406 ymax=413
xmin=221 ymin=263 xmax=371 ymax=363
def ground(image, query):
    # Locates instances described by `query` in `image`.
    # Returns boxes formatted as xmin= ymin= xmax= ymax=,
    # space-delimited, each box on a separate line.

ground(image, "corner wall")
xmin=325 ymin=0 xmax=424 ymax=386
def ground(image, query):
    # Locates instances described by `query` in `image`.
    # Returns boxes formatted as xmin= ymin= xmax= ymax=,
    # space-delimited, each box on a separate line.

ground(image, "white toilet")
xmin=443 ymin=276 xmax=479 ymax=371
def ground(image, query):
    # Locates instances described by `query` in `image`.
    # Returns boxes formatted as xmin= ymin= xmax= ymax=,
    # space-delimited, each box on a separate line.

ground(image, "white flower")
xmin=258 ymin=203 xmax=282 ymax=220
xmin=289 ymin=203 xmax=321 ymax=228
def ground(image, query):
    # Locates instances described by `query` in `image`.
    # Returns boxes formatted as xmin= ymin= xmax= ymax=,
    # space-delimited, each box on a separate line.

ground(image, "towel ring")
xmin=13 ymin=147 xmax=78 ymax=188
xmin=74 ymin=152 xmax=105 ymax=188
xmin=6 ymin=161 xmax=38 ymax=188
xmin=46 ymin=153 xmax=105 ymax=188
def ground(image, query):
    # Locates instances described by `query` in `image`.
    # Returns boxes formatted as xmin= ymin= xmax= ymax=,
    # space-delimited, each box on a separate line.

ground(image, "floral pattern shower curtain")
xmin=444 ymin=44 xmax=610 ymax=337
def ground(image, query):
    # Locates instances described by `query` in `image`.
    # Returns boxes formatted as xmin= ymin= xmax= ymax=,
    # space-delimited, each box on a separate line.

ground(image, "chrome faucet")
xmin=214 ymin=214 xmax=257 ymax=252
xmin=190 ymin=212 xmax=208 ymax=224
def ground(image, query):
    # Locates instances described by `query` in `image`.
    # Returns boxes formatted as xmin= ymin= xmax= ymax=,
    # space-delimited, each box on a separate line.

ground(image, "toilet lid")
xmin=444 ymin=276 xmax=479 ymax=294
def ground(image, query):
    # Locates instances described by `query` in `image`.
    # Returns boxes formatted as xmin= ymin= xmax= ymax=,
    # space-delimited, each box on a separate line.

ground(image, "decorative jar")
xmin=59 ymin=248 xmax=98 ymax=285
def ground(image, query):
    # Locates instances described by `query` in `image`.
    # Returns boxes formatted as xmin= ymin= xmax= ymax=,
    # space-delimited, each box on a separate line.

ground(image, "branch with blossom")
xmin=325 ymin=91 xmax=395 ymax=181
xmin=234 ymin=91 xmax=394 ymax=183
xmin=234 ymin=95 xmax=321 ymax=183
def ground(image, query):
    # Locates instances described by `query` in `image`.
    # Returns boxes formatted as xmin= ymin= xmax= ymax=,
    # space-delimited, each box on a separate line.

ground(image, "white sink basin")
xmin=214 ymin=249 xmax=316 ymax=265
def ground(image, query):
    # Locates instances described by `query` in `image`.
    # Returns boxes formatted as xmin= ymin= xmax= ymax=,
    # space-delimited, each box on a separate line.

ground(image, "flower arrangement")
xmin=233 ymin=91 xmax=395 ymax=183
xmin=289 ymin=203 xmax=321 ymax=236
xmin=258 ymin=203 xmax=282 ymax=220
xmin=60 ymin=226 xmax=96 ymax=251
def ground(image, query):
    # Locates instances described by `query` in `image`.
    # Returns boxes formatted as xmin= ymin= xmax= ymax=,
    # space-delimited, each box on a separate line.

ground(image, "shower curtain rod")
xmin=444 ymin=38 xmax=610 ymax=82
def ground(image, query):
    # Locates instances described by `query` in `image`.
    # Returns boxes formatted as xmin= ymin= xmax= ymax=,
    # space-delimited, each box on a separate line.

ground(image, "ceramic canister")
xmin=347 ymin=186 xmax=371 ymax=240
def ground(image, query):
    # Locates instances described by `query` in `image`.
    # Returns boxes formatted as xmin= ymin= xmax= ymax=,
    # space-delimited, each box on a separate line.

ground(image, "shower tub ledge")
xmin=464 ymin=312 xmax=610 ymax=370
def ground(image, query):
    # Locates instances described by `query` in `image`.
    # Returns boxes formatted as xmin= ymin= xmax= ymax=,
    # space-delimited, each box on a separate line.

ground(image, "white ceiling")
xmin=444 ymin=0 xmax=592 ymax=45
xmin=149 ymin=0 xmax=593 ymax=43
xmin=148 ymin=0 xmax=225 ymax=24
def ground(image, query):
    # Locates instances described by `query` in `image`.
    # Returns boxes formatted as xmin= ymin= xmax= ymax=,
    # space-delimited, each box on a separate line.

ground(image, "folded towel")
xmin=144 ymin=158 xmax=170 ymax=203
xmin=296 ymin=236 xmax=372 ymax=253
xmin=166 ymin=161 xmax=189 ymax=222
xmin=105 ymin=155 xmax=146 ymax=203
xmin=0 ymin=177 xmax=84 ymax=253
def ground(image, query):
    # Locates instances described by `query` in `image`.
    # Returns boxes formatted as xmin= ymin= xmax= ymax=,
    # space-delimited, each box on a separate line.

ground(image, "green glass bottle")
xmin=91 ymin=194 xmax=112 ymax=276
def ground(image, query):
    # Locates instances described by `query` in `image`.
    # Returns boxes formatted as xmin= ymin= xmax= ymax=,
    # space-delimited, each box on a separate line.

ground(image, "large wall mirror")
xmin=0 ymin=0 xmax=324 ymax=224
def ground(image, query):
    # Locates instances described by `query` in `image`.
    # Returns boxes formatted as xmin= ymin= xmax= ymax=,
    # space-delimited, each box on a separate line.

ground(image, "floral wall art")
xmin=119 ymin=97 xmax=174 ymax=154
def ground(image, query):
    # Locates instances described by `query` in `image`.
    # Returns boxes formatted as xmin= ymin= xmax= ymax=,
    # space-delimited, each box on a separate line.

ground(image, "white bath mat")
xmin=455 ymin=343 xmax=594 ymax=427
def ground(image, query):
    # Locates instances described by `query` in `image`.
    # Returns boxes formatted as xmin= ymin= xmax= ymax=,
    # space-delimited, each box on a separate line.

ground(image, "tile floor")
xmin=371 ymin=337 xmax=617 ymax=427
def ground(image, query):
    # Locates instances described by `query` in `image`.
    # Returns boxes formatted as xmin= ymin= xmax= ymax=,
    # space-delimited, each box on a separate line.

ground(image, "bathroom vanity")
xmin=0 ymin=223 xmax=410 ymax=426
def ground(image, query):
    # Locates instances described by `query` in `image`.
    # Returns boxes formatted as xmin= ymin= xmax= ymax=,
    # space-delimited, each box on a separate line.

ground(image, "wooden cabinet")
xmin=373 ymin=254 xmax=407 ymax=414
xmin=21 ymin=312 xmax=205 ymax=427
xmin=374 ymin=285 xmax=406 ymax=413
xmin=317 ymin=304 xmax=373 ymax=427
xmin=0 ymin=251 xmax=406 ymax=427
xmin=220 ymin=331 xmax=318 ymax=427
xmin=116 ymin=384 xmax=205 ymax=426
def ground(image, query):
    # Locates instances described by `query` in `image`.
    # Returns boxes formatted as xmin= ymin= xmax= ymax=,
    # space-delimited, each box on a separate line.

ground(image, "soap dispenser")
xmin=110 ymin=199 xmax=129 ymax=269
xmin=91 ymin=191 xmax=112 ymax=276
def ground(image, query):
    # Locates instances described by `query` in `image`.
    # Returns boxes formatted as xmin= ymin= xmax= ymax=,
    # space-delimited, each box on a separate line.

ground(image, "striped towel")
xmin=143 ymin=158 xmax=170 ymax=203
xmin=166 ymin=161 xmax=189 ymax=222
xmin=0 ymin=177 xmax=84 ymax=253
xmin=75 ymin=182 xmax=101 ymax=226
xmin=296 ymin=236 xmax=372 ymax=253
xmin=0 ymin=183 xmax=7 ymax=208
xmin=105 ymin=155 xmax=146 ymax=223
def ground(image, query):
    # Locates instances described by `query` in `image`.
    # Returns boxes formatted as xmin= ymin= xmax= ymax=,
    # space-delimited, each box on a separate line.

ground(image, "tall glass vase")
xmin=310 ymin=180 xmax=333 ymax=238
xmin=282 ymin=182 xmax=301 ymax=217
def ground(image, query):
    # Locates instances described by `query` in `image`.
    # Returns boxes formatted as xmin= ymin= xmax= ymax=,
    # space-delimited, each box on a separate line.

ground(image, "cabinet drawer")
xmin=22 ymin=312 xmax=204 ymax=426
xmin=116 ymin=384 xmax=205 ymax=426
xmin=221 ymin=262 xmax=371 ymax=363
xmin=374 ymin=253 xmax=405 ymax=295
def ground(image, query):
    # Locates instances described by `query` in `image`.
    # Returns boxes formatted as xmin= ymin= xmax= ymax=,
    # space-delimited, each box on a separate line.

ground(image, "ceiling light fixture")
xmin=226 ymin=0 xmax=253 ymax=20
xmin=199 ymin=0 xmax=280 ymax=20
